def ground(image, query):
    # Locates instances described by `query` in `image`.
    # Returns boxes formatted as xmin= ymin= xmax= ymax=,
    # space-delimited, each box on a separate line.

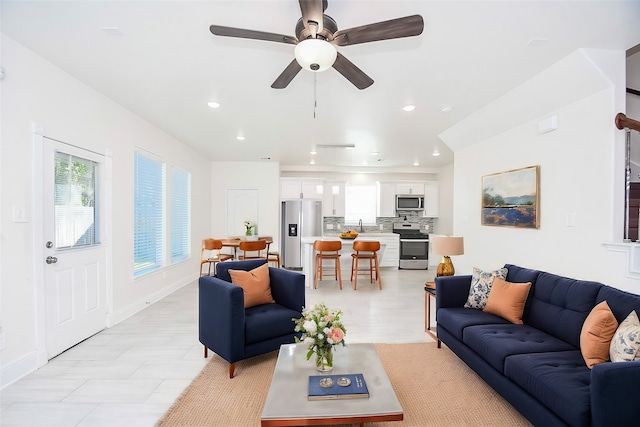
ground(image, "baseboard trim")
xmin=1 ymin=351 xmax=38 ymax=389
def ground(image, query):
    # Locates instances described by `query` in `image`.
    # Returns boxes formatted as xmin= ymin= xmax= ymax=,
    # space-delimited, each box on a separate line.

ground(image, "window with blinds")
xmin=170 ymin=167 xmax=191 ymax=264
xmin=134 ymin=152 xmax=166 ymax=276
xmin=344 ymin=184 xmax=377 ymax=226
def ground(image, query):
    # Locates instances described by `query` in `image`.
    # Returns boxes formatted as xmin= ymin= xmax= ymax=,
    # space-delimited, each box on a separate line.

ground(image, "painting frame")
xmin=481 ymin=165 xmax=540 ymax=229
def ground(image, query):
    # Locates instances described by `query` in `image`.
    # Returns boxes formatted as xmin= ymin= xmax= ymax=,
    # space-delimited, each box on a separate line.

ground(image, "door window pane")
xmin=54 ymin=152 xmax=98 ymax=249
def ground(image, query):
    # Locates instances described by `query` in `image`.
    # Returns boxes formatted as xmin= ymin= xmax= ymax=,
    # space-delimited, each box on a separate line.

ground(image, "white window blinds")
xmin=134 ymin=152 xmax=165 ymax=276
xmin=170 ymin=167 xmax=191 ymax=264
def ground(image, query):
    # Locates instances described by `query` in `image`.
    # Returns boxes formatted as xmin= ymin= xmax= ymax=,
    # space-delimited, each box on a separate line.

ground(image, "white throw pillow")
xmin=610 ymin=310 xmax=640 ymax=363
xmin=464 ymin=267 xmax=508 ymax=309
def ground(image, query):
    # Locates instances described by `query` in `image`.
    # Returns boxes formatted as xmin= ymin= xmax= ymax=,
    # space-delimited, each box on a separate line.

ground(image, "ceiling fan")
xmin=209 ymin=0 xmax=424 ymax=90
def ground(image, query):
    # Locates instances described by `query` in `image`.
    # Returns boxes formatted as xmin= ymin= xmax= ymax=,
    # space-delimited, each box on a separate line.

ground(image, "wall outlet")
xmin=379 ymin=224 xmax=384 ymax=230
xmin=326 ymin=223 xmax=334 ymax=230
xmin=0 ymin=327 xmax=6 ymax=350
xmin=565 ymin=212 xmax=576 ymax=227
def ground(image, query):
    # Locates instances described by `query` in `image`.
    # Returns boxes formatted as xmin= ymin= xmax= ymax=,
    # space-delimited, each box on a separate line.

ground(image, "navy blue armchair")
xmin=199 ymin=259 xmax=305 ymax=378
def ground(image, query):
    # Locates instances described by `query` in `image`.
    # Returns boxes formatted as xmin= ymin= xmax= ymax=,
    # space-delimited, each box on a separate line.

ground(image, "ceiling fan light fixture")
xmin=294 ymin=39 xmax=337 ymax=72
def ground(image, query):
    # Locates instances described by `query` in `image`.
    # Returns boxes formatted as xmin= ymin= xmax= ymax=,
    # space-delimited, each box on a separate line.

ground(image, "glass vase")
xmin=315 ymin=346 xmax=333 ymax=373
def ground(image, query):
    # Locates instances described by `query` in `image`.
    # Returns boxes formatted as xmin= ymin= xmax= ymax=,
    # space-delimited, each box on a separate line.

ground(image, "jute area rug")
xmin=157 ymin=342 xmax=532 ymax=427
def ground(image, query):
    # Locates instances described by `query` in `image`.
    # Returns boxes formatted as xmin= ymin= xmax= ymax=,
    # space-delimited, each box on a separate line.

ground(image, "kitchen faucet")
xmin=358 ymin=219 xmax=364 ymax=232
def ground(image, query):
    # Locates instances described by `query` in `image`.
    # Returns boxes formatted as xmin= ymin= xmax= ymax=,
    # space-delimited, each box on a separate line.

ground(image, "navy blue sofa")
xmin=436 ymin=264 xmax=640 ymax=427
xmin=199 ymin=259 xmax=305 ymax=377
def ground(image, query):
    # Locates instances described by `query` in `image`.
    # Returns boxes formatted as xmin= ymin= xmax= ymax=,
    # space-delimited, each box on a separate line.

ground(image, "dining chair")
xmin=200 ymin=238 xmax=234 ymax=276
xmin=238 ymin=239 xmax=268 ymax=260
xmin=313 ymin=240 xmax=342 ymax=289
xmin=260 ymin=236 xmax=281 ymax=268
xmin=350 ymin=240 xmax=382 ymax=290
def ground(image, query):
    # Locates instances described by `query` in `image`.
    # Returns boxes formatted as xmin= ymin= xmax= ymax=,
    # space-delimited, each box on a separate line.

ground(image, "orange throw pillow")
xmin=580 ymin=301 xmax=618 ymax=369
xmin=228 ymin=263 xmax=274 ymax=308
xmin=483 ymin=277 xmax=532 ymax=324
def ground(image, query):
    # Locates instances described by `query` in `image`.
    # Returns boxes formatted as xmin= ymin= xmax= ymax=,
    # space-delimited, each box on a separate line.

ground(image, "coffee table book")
xmin=308 ymin=373 xmax=369 ymax=400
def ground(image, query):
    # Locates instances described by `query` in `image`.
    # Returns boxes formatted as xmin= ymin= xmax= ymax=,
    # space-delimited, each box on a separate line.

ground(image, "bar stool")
xmin=351 ymin=240 xmax=382 ymax=290
xmin=313 ymin=240 xmax=343 ymax=289
xmin=200 ymin=238 xmax=233 ymax=276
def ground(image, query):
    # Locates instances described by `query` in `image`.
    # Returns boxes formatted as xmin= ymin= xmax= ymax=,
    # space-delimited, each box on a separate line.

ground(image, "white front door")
xmin=42 ymin=138 xmax=107 ymax=358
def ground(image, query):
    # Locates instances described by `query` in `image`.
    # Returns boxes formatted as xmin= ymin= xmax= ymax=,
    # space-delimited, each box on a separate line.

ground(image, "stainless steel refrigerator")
xmin=281 ymin=200 xmax=323 ymax=269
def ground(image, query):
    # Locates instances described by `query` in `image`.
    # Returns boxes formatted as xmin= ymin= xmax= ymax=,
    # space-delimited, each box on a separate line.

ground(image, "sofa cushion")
xmin=503 ymin=264 xmax=541 ymax=285
xmin=244 ymin=303 xmax=300 ymax=345
xmin=526 ymin=272 xmax=602 ymax=348
xmin=464 ymin=267 xmax=508 ymax=309
xmin=610 ymin=310 xmax=640 ymax=362
xmin=596 ymin=285 xmax=640 ymax=324
xmin=463 ymin=323 xmax=575 ymax=372
xmin=483 ymin=277 xmax=532 ymax=324
xmin=229 ymin=263 xmax=275 ymax=308
xmin=580 ymin=301 xmax=618 ymax=368
xmin=437 ymin=307 xmax=510 ymax=341
xmin=504 ymin=351 xmax=591 ymax=427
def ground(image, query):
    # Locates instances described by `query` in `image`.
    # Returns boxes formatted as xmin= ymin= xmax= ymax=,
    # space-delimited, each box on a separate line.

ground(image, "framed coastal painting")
xmin=481 ymin=165 xmax=539 ymax=228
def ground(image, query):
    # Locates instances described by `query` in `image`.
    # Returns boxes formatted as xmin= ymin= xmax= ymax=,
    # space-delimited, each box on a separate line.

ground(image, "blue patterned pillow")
xmin=610 ymin=310 xmax=640 ymax=362
xmin=464 ymin=267 xmax=508 ymax=309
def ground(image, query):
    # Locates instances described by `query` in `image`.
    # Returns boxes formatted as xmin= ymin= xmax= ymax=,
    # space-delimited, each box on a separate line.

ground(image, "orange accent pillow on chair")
xmin=228 ymin=263 xmax=275 ymax=308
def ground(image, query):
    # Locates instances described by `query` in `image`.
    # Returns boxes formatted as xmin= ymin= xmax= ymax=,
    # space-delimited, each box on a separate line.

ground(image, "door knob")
xmin=45 ymin=256 xmax=58 ymax=264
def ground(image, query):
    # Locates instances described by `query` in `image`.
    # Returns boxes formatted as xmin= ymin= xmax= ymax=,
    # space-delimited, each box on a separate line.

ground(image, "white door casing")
xmin=41 ymin=136 xmax=108 ymax=359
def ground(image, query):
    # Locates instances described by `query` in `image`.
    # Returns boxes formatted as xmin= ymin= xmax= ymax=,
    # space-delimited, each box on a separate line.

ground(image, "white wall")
xmin=0 ymin=34 xmax=212 ymax=386
xmin=444 ymin=49 xmax=640 ymax=294
xmin=211 ymin=161 xmax=281 ymax=249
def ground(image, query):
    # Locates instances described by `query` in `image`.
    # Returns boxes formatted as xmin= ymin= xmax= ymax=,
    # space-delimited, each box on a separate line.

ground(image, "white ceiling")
xmin=2 ymin=1 xmax=640 ymax=173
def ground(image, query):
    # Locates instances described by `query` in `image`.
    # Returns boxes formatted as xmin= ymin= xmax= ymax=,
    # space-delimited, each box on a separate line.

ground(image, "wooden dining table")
xmin=220 ymin=237 xmax=273 ymax=259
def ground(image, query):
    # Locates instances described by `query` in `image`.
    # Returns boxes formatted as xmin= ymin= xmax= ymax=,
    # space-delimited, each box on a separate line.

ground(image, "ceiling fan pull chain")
xmin=313 ymin=72 xmax=317 ymax=118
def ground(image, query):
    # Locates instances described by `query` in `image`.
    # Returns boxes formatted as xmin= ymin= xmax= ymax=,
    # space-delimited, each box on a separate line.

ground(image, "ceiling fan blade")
xmin=210 ymin=25 xmax=297 ymax=45
xmin=332 ymin=52 xmax=374 ymax=90
xmin=332 ymin=15 xmax=424 ymax=47
xmin=298 ymin=0 xmax=325 ymax=36
xmin=271 ymin=59 xmax=303 ymax=89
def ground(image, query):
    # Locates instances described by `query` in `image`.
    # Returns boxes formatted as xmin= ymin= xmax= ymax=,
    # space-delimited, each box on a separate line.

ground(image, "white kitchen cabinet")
xmin=395 ymin=182 xmax=425 ymax=195
xmin=280 ymin=179 xmax=324 ymax=200
xmin=424 ymin=182 xmax=439 ymax=217
xmin=323 ymin=181 xmax=345 ymax=217
xmin=376 ymin=233 xmax=400 ymax=268
xmin=376 ymin=182 xmax=396 ymax=217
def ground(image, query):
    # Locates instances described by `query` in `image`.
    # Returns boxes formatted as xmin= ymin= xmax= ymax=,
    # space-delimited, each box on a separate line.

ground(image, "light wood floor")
xmin=0 ymin=267 xmax=437 ymax=426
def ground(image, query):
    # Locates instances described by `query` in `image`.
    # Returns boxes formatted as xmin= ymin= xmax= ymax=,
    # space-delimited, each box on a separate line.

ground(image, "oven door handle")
xmin=400 ymin=239 xmax=430 ymax=243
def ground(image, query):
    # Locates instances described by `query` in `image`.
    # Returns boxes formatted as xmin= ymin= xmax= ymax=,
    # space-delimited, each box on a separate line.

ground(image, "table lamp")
xmin=432 ymin=236 xmax=464 ymax=277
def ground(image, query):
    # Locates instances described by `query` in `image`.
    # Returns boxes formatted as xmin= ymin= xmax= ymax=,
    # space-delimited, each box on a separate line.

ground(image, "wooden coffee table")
xmin=261 ymin=343 xmax=403 ymax=426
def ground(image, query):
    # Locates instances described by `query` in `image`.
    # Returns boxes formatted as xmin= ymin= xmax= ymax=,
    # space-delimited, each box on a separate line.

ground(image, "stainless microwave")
xmin=396 ymin=195 xmax=424 ymax=211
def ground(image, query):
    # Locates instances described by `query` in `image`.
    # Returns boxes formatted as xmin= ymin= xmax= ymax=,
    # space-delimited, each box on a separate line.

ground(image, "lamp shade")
xmin=432 ymin=236 xmax=464 ymax=256
xmin=294 ymin=39 xmax=337 ymax=72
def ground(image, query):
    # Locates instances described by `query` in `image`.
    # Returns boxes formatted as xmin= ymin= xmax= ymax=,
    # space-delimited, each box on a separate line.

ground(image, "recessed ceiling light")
xmin=236 ymin=136 xmax=245 ymax=141
xmin=310 ymin=149 xmax=317 ymax=155
xmin=413 ymin=161 xmax=420 ymax=166
xmin=208 ymin=101 xmax=220 ymax=108
xmin=432 ymin=149 xmax=440 ymax=157
xmin=310 ymin=159 xmax=316 ymax=165
xmin=440 ymin=105 xmax=452 ymax=113
xmin=371 ymin=150 xmax=379 ymax=156
xmin=100 ymin=26 xmax=122 ymax=36
xmin=403 ymin=105 xmax=416 ymax=112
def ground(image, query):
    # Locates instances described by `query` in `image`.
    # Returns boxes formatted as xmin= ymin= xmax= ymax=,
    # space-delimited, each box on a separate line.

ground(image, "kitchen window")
xmin=344 ymin=184 xmax=377 ymax=226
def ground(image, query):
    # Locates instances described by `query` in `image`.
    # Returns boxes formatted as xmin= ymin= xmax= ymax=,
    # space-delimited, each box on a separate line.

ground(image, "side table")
xmin=424 ymin=282 xmax=441 ymax=348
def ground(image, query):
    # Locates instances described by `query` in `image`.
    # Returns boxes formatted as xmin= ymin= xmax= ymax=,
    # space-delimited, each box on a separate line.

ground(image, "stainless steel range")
xmin=393 ymin=222 xmax=429 ymax=270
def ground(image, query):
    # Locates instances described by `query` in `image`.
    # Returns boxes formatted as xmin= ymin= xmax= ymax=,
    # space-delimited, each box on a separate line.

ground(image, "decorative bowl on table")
xmin=339 ymin=231 xmax=359 ymax=240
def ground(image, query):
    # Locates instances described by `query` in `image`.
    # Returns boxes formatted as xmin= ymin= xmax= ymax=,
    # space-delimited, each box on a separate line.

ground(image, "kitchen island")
xmin=300 ymin=236 xmax=387 ymax=289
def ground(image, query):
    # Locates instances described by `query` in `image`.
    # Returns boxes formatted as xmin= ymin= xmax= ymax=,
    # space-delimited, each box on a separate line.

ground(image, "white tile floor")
xmin=0 ymin=267 xmax=436 ymax=426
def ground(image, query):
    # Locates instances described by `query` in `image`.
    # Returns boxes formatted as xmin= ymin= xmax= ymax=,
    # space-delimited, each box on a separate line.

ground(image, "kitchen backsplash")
xmin=323 ymin=212 xmax=434 ymax=235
